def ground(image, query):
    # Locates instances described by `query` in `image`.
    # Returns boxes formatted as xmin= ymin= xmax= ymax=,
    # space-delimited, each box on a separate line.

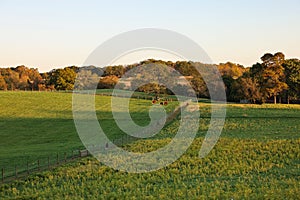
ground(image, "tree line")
xmin=0 ymin=52 xmax=299 ymax=104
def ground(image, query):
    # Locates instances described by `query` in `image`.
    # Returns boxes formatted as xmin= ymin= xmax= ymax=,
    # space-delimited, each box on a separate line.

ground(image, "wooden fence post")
xmin=48 ymin=156 xmax=50 ymax=169
xmin=1 ymin=168 xmax=4 ymax=183
xmin=57 ymin=153 xmax=59 ymax=165
xmin=64 ymin=152 xmax=67 ymax=162
xmin=38 ymin=160 xmax=40 ymax=171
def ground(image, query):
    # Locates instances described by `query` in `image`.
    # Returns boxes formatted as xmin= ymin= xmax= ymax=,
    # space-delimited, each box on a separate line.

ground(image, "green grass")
xmin=0 ymin=92 xmax=80 ymax=168
xmin=0 ymin=91 xmax=300 ymax=199
xmin=0 ymin=91 xmax=179 ymax=168
xmin=222 ymin=104 xmax=300 ymax=140
xmin=0 ymin=138 xmax=299 ymax=199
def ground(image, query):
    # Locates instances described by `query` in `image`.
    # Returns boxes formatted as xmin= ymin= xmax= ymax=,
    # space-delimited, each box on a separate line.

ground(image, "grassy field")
xmin=0 ymin=91 xmax=81 ymax=169
xmin=0 ymin=91 xmax=300 ymax=199
xmin=0 ymin=91 xmax=179 ymax=168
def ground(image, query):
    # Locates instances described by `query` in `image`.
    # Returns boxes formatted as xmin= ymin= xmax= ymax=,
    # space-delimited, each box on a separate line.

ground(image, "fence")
xmin=0 ymin=90 xmax=179 ymax=102
xmin=0 ymin=138 xmax=152 ymax=184
xmin=98 ymin=101 xmax=190 ymax=150
xmin=1 ymin=101 xmax=191 ymax=184
xmin=76 ymin=90 xmax=178 ymax=102
xmin=0 ymin=92 xmax=190 ymax=184
xmin=1 ymin=148 xmax=90 ymax=184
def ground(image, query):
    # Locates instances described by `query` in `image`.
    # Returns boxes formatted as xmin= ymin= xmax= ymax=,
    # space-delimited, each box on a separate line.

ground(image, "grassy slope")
xmin=0 ymin=92 xmax=80 ymax=168
xmin=0 ymin=91 xmax=179 ymax=168
xmin=0 ymin=91 xmax=300 ymax=199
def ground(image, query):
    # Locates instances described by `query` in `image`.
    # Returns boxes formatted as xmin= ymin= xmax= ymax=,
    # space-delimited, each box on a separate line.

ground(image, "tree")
xmin=191 ymin=77 xmax=208 ymax=98
xmin=98 ymin=75 xmax=119 ymax=89
xmin=75 ymin=68 xmax=102 ymax=90
xmin=230 ymin=76 xmax=261 ymax=103
xmin=250 ymin=53 xmax=287 ymax=103
xmin=14 ymin=65 xmax=29 ymax=89
xmin=127 ymin=62 xmax=175 ymax=95
xmin=218 ymin=62 xmax=245 ymax=79
xmin=218 ymin=62 xmax=246 ymax=99
xmin=261 ymin=52 xmax=287 ymax=103
xmin=174 ymin=61 xmax=195 ymax=76
xmin=0 ymin=68 xmax=20 ymax=90
xmin=0 ymin=75 xmax=7 ymax=90
xmin=103 ymin=65 xmax=124 ymax=77
xmin=174 ymin=61 xmax=211 ymax=97
xmin=12 ymin=65 xmax=43 ymax=90
xmin=283 ymin=59 xmax=300 ymax=103
xmin=27 ymin=68 xmax=43 ymax=90
xmin=49 ymin=67 xmax=77 ymax=90
xmin=137 ymin=83 xmax=162 ymax=94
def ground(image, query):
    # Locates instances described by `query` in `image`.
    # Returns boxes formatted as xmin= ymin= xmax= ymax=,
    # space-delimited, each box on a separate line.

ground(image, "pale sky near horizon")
xmin=0 ymin=0 xmax=299 ymax=72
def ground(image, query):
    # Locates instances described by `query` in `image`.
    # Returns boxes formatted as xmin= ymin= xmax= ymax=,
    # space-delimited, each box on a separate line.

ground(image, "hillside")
xmin=0 ymin=91 xmax=300 ymax=198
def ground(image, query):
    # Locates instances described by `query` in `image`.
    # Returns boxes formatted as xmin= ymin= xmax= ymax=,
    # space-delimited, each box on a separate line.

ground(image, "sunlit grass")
xmin=0 ymin=91 xmax=299 ymax=198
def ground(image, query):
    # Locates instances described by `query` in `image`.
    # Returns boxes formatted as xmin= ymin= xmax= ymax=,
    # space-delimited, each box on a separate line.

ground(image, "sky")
xmin=0 ymin=0 xmax=299 ymax=72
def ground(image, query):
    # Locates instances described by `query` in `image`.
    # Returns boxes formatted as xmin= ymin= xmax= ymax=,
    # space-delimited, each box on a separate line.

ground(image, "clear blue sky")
xmin=0 ymin=0 xmax=299 ymax=72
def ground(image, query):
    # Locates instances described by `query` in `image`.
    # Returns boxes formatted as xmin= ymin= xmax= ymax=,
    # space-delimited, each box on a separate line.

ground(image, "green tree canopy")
xmin=49 ymin=67 xmax=77 ymax=90
xmin=283 ymin=59 xmax=300 ymax=103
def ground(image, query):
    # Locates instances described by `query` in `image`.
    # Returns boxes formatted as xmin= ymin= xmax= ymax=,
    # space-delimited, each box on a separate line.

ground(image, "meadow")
xmin=0 ymin=91 xmax=299 ymax=199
